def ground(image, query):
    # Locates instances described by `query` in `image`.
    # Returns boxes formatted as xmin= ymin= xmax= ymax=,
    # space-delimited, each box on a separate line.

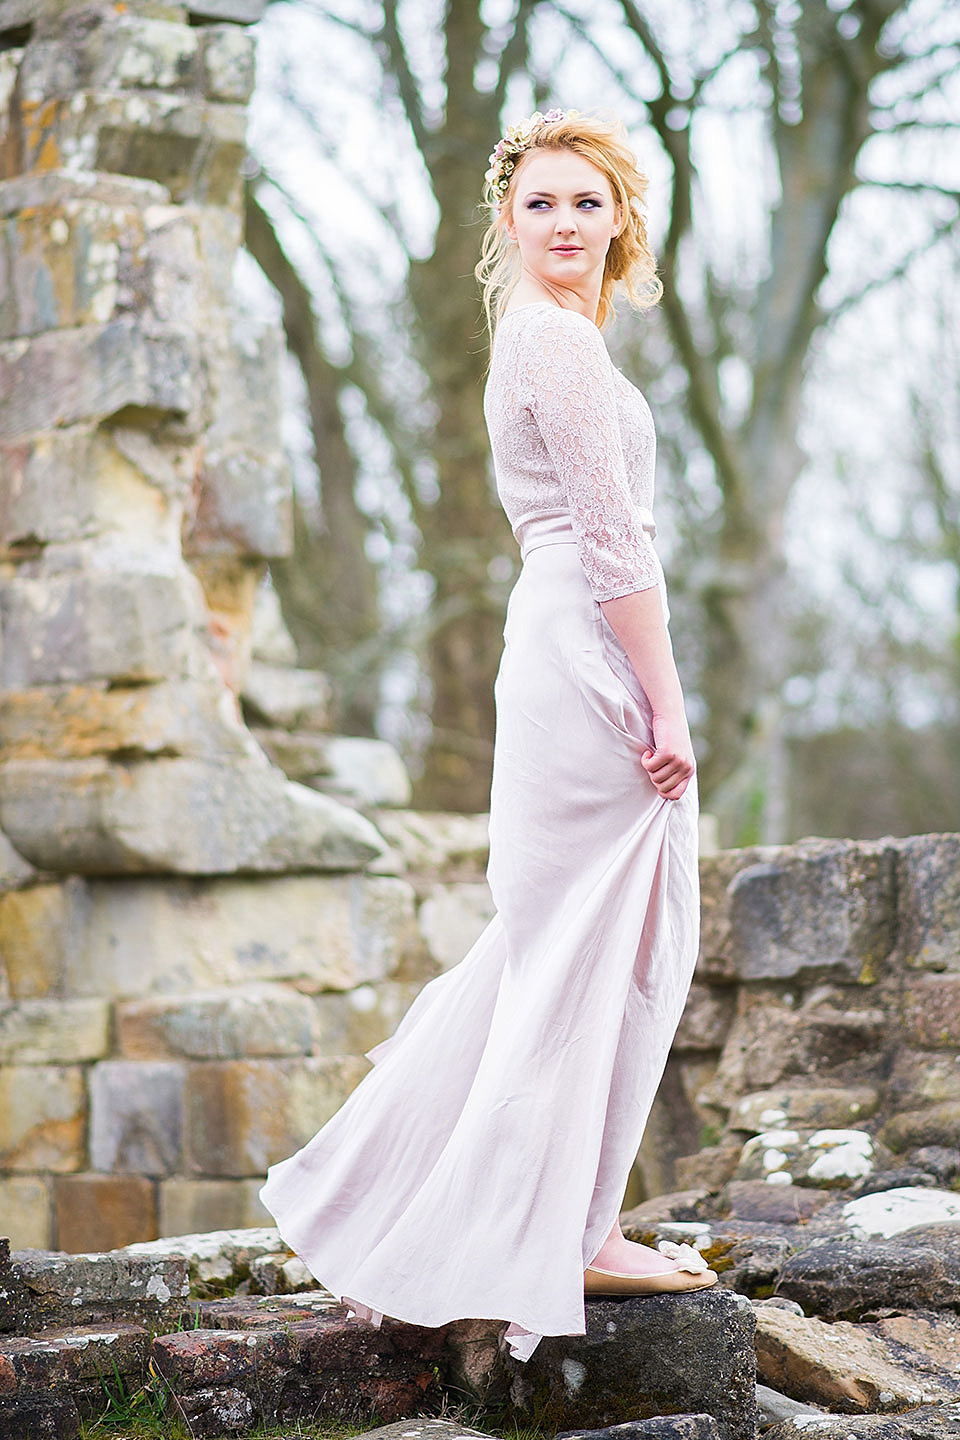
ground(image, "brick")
xmin=158 ymin=1178 xmax=272 ymax=1237
xmin=0 ymin=1176 xmax=51 ymax=1250
xmin=89 ymin=1061 xmax=186 ymax=1175
xmin=185 ymin=1058 xmax=368 ymax=1177
xmin=54 ymin=1175 xmax=157 ymax=1253
xmin=0 ymin=1066 xmax=84 ymax=1172
xmin=116 ymin=985 xmax=314 ymax=1060
xmin=0 ymin=999 xmax=109 ymax=1063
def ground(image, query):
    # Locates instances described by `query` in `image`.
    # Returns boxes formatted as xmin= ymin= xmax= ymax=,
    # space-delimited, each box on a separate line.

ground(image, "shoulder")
xmin=496 ymin=304 xmax=610 ymax=373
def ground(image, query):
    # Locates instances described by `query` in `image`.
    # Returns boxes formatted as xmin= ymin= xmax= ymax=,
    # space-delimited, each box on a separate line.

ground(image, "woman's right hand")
xmin=641 ymin=712 xmax=695 ymax=800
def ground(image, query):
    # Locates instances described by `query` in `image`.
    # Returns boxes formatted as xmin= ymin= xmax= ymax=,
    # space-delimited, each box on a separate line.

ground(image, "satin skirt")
xmin=259 ymin=526 xmax=700 ymax=1361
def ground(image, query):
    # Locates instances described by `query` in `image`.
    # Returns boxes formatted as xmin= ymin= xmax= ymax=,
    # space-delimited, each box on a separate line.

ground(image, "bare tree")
xmin=567 ymin=0 xmax=960 ymax=839
xmin=248 ymin=0 xmax=959 ymax=832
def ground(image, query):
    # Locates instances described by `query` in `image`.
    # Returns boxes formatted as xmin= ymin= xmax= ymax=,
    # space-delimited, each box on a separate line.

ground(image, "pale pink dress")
xmin=260 ymin=302 xmax=700 ymax=1362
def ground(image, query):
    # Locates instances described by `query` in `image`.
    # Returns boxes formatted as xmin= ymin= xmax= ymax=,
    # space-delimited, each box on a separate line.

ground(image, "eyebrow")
xmin=522 ymin=190 xmax=605 ymax=200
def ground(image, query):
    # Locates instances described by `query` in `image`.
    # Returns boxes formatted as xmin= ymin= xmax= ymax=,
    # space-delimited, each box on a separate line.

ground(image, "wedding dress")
xmin=260 ymin=302 xmax=700 ymax=1362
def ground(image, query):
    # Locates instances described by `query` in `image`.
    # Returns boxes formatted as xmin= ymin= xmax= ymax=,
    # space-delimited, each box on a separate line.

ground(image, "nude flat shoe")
xmin=583 ymin=1264 xmax=719 ymax=1296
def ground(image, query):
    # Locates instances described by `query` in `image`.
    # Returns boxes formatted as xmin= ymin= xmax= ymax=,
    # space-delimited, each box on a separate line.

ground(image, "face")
xmin=506 ymin=148 xmax=623 ymax=296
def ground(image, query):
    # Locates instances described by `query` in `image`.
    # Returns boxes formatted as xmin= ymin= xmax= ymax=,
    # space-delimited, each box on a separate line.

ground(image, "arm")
xmin=600 ymin=589 xmax=695 ymax=801
xmin=523 ymin=309 xmax=662 ymax=602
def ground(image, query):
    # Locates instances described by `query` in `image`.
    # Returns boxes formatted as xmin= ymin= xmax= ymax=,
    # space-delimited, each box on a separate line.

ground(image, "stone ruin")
xmin=2 ymin=0 xmax=960 ymax=1263
xmin=4 ymin=3 xmax=960 ymax=1437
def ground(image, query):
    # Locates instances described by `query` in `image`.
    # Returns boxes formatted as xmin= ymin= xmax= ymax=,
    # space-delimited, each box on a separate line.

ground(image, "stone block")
xmin=896 ymin=833 xmax=960 ymax=972
xmin=504 ymin=1289 xmax=756 ymax=1440
xmin=697 ymin=847 xmax=775 ymax=981
xmin=311 ymin=980 xmax=423 ymax=1057
xmin=0 ymin=570 xmax=198 ymax=687
xmin=0 ymin=831 xmax=34 ymax=891
xmin=0 ymin=998 xmax=109 ymax=1063
xmin=0 ymin=320 xmax=197 ymax=442
xmin=0 ymin=756 xmax=386 ymax=875
xmin=882 ymin=1104 xmax=960 ymax=1152
xmin=673 ymin=983 xmax=735 ymax=1052
xmin=186 ymin=552 xmax=263 ymax=695
xmin=754 ymin=1306 xmax=960 ymax=1411
xmin=187 ymin=0 xmax=267 ymax=22
xmin=54 ymin=1174 xmax=157 ymax=1253
xmin=698 ymin=989 xmax=888 ymax=1116
xmin=199 ymin=25 xmax=256 ymax=102
xmin=0 ymin=1176 xmax=51 ymax=1250
xmin=89 ymin=1060 xmax=185 ymax=1175
xmin=725 ymin=839 xmax=896 ymax=983
xmin=182 ymin=314 xmax=292 ymax=560
xmin=902 ymin=975 xmax=960 ymax=1047
xmin=0 ymin=421 xmax=197 ymax=558
xmin=253 ymin=727 xmax=334 ymax=781
xmin=0 ymin=1065 xmax=84 ymax=1171
xmin=778 ymin=1222 xmax=960 ymax=1323
xmin=56 ymin=872 xmax=419 ymax=999
xmin=116 ymin=984 xmax=314 ymax=1059
xmin=371 ymin=808 xmax=491 ymax=879
xmin=0 ymin=1322 xmax=147 ymax=1426
xmin=728 ymin=1086 xmax=881 ymax=1134
xmin=764 ymin=1406 xmax=960 ymax=1440
xmin=158 ymin=1179 xmax=273 ymax=1237
xmin=0 ymin=881 xmax=76 ymax=998
xmin=889 ymin=1050 xmax=960 ymax=1107
xmin=128 ymin=1227 xmax=285 ymax=1288
xmin=0 ymin=680 xmax=257 ymax=764
xmin=418 ymin=881 xmax=496 ymax=971
xmin=309 ymin=736 xmax=412 ymax=809
xmin=0 ymin=188 xmax=176 ymax=339
xmin=185 ymin=1056 xmax=368 ymax=1176
xmin=11 ymin=1248 xmax=188 ymax=1330
xmin=241 ymin=660 xmax=331 ymax=731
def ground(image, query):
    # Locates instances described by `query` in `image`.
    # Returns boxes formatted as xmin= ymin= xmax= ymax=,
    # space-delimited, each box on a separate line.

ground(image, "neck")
xmin=513 ymin=268 xmax=602 ymax=324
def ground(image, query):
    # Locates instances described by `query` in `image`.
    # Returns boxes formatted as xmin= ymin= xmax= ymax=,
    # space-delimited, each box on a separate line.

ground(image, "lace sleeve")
xmin=519 ymin=308 xmax=661 ymax=602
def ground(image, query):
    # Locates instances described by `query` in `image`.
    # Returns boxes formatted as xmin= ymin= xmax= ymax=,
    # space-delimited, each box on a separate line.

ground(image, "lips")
xmin=551 ymin=246 xmax=582 ymax=254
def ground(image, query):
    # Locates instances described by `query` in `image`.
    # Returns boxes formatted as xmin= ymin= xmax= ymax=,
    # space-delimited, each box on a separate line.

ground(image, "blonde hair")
xmin=475 ymin=112 xmax=662 ymax=337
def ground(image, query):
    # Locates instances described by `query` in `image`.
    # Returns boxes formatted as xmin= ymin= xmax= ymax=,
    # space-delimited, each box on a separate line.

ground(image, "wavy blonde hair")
xmin=476 ymin=112 xmax=662 ymax=337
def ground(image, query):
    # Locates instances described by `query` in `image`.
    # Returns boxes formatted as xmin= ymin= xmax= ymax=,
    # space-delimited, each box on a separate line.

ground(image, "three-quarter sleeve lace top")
xmin=483 ymin=302 xmax=662 ymax=603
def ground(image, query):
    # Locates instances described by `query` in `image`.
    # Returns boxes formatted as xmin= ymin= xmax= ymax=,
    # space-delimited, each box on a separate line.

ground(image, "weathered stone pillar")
xmin=0 ymin=0 xmax=384 ymax=875
xmin=0 ymin=0 xmax=429 ymax=1250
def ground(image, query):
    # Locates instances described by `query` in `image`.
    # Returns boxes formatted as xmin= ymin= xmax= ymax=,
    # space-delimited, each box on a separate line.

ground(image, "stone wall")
xmin=1 ymin=0 xmax=959 ymax=1262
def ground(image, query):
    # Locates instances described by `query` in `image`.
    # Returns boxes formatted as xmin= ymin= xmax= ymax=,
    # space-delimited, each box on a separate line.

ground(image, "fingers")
xmin=641 ymin=747 xmax=694 ymax=801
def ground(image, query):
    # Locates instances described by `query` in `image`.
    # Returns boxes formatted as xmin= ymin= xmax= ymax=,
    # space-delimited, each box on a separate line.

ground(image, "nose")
xmin=554 ymin=206 xmax=577 ymax=234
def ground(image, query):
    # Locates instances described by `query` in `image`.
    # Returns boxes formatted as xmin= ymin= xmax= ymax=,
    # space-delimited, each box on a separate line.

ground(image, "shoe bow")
xmin=656 ymin=1240 xmax=710 ymax=1274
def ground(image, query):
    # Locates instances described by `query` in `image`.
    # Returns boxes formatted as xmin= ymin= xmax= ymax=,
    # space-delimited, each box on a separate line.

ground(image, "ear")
xmin=611 ymin=204 xmax=624 ymax=238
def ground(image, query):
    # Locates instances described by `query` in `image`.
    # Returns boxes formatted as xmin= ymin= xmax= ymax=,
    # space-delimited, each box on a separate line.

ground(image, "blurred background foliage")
xmin=240 ymin=0 xmax=960 ymax=846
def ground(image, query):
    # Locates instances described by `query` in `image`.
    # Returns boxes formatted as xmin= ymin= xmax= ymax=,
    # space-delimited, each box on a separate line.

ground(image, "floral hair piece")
xmin=484 ymin=108 xmax=579 ymax=204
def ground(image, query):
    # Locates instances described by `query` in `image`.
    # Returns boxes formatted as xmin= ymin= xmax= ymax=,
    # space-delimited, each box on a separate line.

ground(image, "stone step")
xmin=0 ymin=1321 xmax=147 ymax=1438
xmin=7 ymin=1247 xmax=189 ymax=1332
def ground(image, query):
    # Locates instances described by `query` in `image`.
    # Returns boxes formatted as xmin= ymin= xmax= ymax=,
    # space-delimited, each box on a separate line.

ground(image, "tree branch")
xmin=379 ymin=0 xmax=430 ymax=162
xmin=826 ymin=209 xmax=960 ymax=320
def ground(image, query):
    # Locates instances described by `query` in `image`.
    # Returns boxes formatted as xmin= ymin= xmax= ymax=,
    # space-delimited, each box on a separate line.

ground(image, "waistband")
xmin=517 ymin=506 xmax=657 ymax=561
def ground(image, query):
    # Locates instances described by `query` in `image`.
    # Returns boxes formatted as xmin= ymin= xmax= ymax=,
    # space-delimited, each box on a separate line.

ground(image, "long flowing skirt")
xmin=259 ymin=530 xmax=700 ymax=1361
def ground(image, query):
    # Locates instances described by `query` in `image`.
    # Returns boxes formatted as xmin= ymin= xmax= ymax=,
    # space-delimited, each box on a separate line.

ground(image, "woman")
xmin=260 ymin=109 xmax=716 ymax=1363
